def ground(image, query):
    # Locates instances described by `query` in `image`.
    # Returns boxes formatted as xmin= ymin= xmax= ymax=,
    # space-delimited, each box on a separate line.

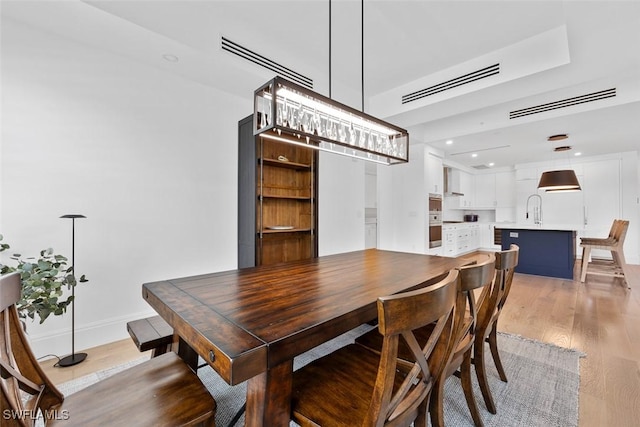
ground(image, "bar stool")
xmin=580 ymin=219 xmax=630 ymax=288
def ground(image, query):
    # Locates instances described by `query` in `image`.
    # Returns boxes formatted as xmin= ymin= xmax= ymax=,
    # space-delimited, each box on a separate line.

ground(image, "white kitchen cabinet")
xmin=474 ymin=174 xmax=496 ymax=208
xmin=442 ymin=225 xmax=457 ymax=257
xmin=582 ymin=159 xmax=620 ymax=230
xmin=515 ymin=178 xmax=538 ymax=223
xmin=449 ymin=170 xmax=474 ymax=208
xmin=495 ymin=171 xmax=516 ymax=207
xmin=479 ymin=223 xmax=501 ymax=250
xmin=442 ymin=223 xmax=482 ymax=256
xmin=580 ymin=159 xmax=621 ymax=257
xmin=426 ymin=152 xmax=444 ymax=195
xmin=468 ymin=224 xmax=480 ymax=248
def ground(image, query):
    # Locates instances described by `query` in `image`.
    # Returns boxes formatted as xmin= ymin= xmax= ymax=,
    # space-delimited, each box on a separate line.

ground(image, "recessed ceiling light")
xmin=488 ymin=162 xmax=495 ymax=167
xmin=446 ymin=140 xmax=453 ymax=145
xmin=471 ymin=153 xmax=478 ymax=158
xmin=574 ymin=152 xmax=582 ymax=156
xmin=162 ymin=54 xmax=179 ymax=62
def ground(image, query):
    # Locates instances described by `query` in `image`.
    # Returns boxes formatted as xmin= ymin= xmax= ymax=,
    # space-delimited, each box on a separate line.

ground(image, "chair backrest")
xmin=607 ymin=219 xmax=621 ymax=239
xmin=1 ymin=272 xmax=64 ymax=427
xmin=613 ymin=220 xmax=629 ymax=246
xmin=451 ymin=254 xmax=496 ymax=357
xmin=364 ymin=269 xmax=458 ymax=427
xmin=477 ymin=245 xmax=520 ymax=339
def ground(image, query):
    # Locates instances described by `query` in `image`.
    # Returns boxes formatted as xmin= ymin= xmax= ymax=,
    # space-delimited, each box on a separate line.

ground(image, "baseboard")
xmin=27 ymin=310 xmax=159 ymax=360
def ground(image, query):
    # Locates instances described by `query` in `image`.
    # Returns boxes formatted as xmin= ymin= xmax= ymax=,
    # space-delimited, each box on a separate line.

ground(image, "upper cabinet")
xmin=446 ymin=168 xmax=474 ymax=208
xmin=474 ymin=173 xmax=496 ymax=208
xmin=445 ymin=169 xmax=515 ymax=210
xmin=426 ymin=153 xmax=443 ymax=195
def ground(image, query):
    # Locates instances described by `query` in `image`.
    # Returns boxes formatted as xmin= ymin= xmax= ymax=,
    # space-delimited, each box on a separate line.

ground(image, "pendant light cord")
xmin=329 ymin=0 xmax=332 ymax=99
xmin=361 ymin=0 xmax=364 ymax=112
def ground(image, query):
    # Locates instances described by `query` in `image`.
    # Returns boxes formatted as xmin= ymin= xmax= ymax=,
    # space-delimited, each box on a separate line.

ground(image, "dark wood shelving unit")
xmin=238 ymin=115 xmax=318 ymax=268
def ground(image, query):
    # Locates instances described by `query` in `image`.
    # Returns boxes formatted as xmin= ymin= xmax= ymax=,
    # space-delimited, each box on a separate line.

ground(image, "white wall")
xmin=1 ymin=20 xmax=249 ymax=357
xmin=318 ymin=153 xmax=365 ymax=255
xmin=1 ymin=18 xmax=369 ymax=358
xmin=377 ymin=143 xmax=427 ymax=253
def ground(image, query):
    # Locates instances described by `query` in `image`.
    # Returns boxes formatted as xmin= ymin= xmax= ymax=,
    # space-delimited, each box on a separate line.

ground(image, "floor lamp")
xmin=58 ymin=214 xmax=87 ymax=367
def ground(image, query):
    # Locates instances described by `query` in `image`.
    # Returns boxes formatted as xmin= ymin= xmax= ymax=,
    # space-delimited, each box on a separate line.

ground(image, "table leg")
xmin=175 ymin=335 xmax=199 ymax=371
xmin=245 ymin=359 xmax=293 ymax=427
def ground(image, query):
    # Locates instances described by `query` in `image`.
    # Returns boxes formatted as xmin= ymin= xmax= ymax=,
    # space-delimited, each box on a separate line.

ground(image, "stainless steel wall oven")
xmin=428 ymin=194 xmax=442 ymax=248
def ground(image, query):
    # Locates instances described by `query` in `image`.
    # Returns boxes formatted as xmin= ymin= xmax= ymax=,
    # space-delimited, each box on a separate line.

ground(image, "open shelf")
xmin=238 ymin=114 xmax=318 ymax=268
xmin=261 ymin=158 xmax=311 ymax=170
xmin=261 ymin=227 xmax=313 ymax=234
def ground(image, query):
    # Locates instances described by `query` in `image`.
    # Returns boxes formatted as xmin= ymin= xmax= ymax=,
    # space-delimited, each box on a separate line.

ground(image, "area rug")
xmin=57 ymin=326 xmax=583 ymax=427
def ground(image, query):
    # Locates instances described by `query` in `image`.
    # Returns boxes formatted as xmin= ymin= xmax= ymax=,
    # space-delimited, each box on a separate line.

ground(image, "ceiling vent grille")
xmin=510 ymin=88 xmax=616 ymax=119
xmin=401 ymin=63 xmax=500 ymax=104
xmin=472 ymin=164 xmax=491 ymax=170
xmin=221 ymin=37 xmax=313 ymax=89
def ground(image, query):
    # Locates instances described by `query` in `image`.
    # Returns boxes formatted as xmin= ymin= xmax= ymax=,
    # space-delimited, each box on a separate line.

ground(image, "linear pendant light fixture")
xmin=252 ymin=1 xmax=408 ymax=165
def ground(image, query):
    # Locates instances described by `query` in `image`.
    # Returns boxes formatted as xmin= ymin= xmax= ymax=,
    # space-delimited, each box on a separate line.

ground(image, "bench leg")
xmin=151 ymin=343 xmax=172 ymax=358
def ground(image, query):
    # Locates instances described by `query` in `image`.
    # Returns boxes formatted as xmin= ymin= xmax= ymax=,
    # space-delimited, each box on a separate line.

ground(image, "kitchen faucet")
xmin=526 ymin=194 xmax=543 ymax=225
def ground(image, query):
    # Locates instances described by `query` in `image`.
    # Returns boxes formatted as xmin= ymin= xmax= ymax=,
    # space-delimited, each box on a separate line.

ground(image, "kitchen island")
xmin=498 ymin=225 xmax=577 ymax=279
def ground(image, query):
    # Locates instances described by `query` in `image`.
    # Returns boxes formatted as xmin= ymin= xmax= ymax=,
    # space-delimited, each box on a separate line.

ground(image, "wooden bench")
xmin=127 ymin=315 xmax=174 ymax=357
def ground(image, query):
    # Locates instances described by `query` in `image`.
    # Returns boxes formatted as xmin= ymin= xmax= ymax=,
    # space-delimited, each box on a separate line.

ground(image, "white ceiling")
xmin=2 ymin=0 xmax=639 ymax=168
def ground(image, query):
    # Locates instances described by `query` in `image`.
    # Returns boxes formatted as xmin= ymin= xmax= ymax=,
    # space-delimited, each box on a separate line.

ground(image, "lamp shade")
xmin=538 ymin=169 xmax=582 ymax=192
xmin=253 ymin=76 xmax=409 ymax=165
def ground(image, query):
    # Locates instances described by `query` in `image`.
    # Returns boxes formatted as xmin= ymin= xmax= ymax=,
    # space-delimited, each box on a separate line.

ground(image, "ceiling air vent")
xmin=472 ymin=164 xmax=491 ymax=170
xmin=510 ymin=88 xmax=616 ymax=119
xmin=221 ymin=36 xmax=313 ymax=89
xmin=402 ymin=64 xmax=500 ymax=104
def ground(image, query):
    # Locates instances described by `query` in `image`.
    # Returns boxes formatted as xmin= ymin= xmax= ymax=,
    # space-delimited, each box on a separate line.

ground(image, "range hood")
xmin=443 ymin=167 xmax=465 ymax=196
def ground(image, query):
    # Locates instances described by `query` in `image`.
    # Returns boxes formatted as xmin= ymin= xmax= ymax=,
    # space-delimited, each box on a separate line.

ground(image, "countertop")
xmin=495 ymin=223 xmax=582 ymax=232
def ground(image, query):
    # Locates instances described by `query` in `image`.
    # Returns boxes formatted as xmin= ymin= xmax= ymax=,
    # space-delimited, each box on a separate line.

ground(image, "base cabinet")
xmin=442 ymin=223 xmax=481 ymax=257
xmin=238 ymin=115 xmax=318 ymax=268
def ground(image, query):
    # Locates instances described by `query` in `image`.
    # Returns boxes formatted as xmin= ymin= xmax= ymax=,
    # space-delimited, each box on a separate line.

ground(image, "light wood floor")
xmin=39 ymin=257 xmax=640 ymax=426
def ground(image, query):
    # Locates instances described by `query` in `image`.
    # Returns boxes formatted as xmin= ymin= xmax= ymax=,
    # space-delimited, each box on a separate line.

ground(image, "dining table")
xmin=142 ymin=248 xmax=468 ymax=427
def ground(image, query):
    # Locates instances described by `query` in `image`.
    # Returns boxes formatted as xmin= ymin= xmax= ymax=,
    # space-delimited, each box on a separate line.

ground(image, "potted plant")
xmin=0 ymin=234 xmax=88 ymax=324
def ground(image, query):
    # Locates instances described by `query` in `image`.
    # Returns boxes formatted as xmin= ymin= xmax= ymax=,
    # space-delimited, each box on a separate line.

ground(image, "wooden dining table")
xmin=142 ymin=249 xmax=468 ymax=427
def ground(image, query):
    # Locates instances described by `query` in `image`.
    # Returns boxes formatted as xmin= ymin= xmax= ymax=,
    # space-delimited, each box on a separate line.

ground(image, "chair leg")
xmin=488 ymin=323 xmax=507 ymax=383
xmin=474 ymin=338 xmax=497 ymax=414
xmin=429 ymin=373 xmax=447 ymax=427
xmin=613 ymin=249 xmax=632 ymax=289
xmin=415 ymin=394 xmax=429 ymax=427
xmin=580 ymin=246 xmax=591 ymax=282
xmin=461 ymin=349 xmax=484 ymax=427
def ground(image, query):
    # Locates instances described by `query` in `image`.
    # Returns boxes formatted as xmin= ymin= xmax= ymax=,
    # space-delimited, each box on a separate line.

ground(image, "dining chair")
xmin=0 ymin=272 xmax=216 ymax=427
xmin=290 ymin=269 xmax=459 ymax=427
xmin=579 ymin=219 xmax=630 ymax=288
xmin=473 ymin=244 xmax=519 ymax=415
xmin=355 ymin=254 xmax=497 ymax=427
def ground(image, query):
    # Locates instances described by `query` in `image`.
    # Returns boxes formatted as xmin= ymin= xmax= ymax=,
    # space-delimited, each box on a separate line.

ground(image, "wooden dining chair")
xmin=579 ymin=219 xmax=630 ymax=288
xmin=290 ymin=269 xmax=459 ymax=427
xmin=0 ymin=272 xmax=216 ymax=427
xmin=473 ymin=244 xmax=519 ymax=415
xmin=355 ymin=254 xmax=497 ymax=427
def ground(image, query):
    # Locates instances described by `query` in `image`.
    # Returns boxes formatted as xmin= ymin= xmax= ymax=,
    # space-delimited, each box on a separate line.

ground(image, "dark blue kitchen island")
xmin=499 ymin=226 xmax=576 ymax=279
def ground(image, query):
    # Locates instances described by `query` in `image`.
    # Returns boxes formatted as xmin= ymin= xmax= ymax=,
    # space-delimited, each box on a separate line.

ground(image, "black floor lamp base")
xmin=58 ymin=352 xmax=87 ymax=367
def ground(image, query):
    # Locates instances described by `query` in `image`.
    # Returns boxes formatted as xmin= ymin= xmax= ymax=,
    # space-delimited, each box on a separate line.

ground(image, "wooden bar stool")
xmin=580 ymin=219 xmax=630 ymax=288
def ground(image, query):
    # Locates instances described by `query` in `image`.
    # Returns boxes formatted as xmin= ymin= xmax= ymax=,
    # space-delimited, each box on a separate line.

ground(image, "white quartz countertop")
xmin=494 ymin=223 xmax=582 ymax=232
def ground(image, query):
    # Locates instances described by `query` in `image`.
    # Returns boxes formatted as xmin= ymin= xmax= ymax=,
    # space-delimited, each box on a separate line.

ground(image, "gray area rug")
xmin=58 ymin=325 xmax=583 ymax=427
